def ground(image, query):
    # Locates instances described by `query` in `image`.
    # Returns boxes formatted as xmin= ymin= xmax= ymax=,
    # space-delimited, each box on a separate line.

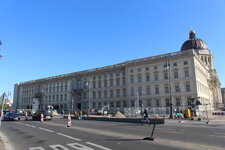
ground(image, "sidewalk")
xmin=0 ymin=131 xmax=10 ymax=150
xmin=165 ymin=118 xmax=225 ymax=127
xmin=0 ymin=133 xmax=5 ymax=150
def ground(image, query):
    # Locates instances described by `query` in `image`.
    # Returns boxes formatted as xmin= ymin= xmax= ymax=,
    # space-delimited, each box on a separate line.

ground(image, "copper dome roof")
xmin=180 ymin=30 xmax=209 ymax=51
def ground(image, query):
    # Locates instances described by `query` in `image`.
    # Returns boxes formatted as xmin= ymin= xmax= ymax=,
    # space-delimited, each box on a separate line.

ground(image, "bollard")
xmin=40 ymin=113 xmax=44 ymax=122
xmin=25 ymin=112 xmax=28 ymax=120
xmin=67 ymin=113 xmax=71 ymax=127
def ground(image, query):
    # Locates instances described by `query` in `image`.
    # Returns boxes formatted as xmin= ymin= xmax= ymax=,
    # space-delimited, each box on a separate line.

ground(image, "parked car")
xmin=32 ymin=110 xmax=52 ymax=121
xmin=3 ymin=112 xmax=21 ymax=121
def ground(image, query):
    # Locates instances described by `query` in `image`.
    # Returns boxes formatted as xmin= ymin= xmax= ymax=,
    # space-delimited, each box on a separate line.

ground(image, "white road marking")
xmin=24 ymin=124 xmax=37 ymax=128
xmin=39 ymin=127 xmax=54 ymax=133
xmin=86 ymin=142 xmax=112 ymax=150
xmin=15 ymin=122 xmax=24 ymax=125
xmin=49 ymin=144 xmax=69 ymax=150
xmin=67 ymin=143 xmax=94 ymax=150
xmin=214 ymin=133 xmax=225 ymax=136
xmin=56 ymin=132 xmax=81 ymax=141
xmin=29 ymin=147 xmax=45 ymax=150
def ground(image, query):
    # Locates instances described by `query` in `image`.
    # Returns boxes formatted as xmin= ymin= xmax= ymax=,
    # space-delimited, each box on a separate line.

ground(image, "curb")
xmin=0 ymin=131 xmax=11 ymax=150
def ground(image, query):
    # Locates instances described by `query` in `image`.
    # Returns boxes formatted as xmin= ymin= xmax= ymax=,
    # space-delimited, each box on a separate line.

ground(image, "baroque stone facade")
xmin=221 ymin=88 xmax=225 ymax=107
xmin=13 ymin=31 xmax=223 ymax=114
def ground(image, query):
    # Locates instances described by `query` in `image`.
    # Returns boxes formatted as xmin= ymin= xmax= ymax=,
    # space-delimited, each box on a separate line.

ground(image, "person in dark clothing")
xmin=143 ymin=109 xmax=149 ymax=120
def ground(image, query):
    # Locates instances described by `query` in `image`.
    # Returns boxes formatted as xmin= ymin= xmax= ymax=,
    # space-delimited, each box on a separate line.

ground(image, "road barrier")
xmin=81 ymin=117 xmax=165 ymax=124
xmin=212 ymin=112 xmax=224 ymax=116
xmin=40 ymin=113 xmax=44 ymax=122
xmin=67 ymin=113 xmax=71 ymax=127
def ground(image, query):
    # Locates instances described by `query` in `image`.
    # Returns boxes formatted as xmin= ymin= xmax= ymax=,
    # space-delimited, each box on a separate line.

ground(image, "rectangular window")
xmin=93 ymin=102 xmax=96 ymax=108
xmin=184 ymin=61 xmax=188 ymax=65
xmin=176 ymin=98 xmax=181 ymax=106
xmin=130 ymin=87 xmax=134 ymax=96
xmin=131 ymin=100 xmax=135 ymax=107
xmin=146 ymin=86 xmax=151 ymax=95
xmin=187 ymin=99 xmax=191 ymax=106
xmin=154 ymin=65 xmax=158 ymax=70
xmin=61 ymin=86 xmax=63 ymax=92
xmin=138 ymin=86 xmax=143 ymax=96
xmin=156 ymin=99 xmax=160 ymax=107
xmin=116 ymin=101 xmax=120 ymax=107
xmin=60 ymin=94 xmax=63 ymax=101
xmin=123 ymin=101 xmax=127 ymax=107
xmin=164 ymin=71 xmax=168 ymax=80
xmin=98 ymin=81 xmax=102 ymax=88
xmin=130 ymin=75 xmax=134 ymax=84
xmin=104 ymin=90 xmax=107 ymax=98
xmin=154 ymin=72 xmax=158 ymax=81
xmin=110 ymin=79 xmax=114 ymax=87
xmin=184 ymin=68 xmax=189 ymax=77
xmin=64 ymin=94 xmax=67 ymax=101
xmin=130 ymin=69 xmax=133 ymax=73
xmin=98 ymin=102 xmax=101 ymax=109
xmin=146 ymin=73 xmax=150 ymax=82
xmin=155 ymin=87 xmax=159 ymax=94
xmin=166 ymin=99 xmax=170 ymax=107
xmin=98 ymin=91 xmax=102 ymax=99
xmin=116 ymin=89 xmax=120 ymax=97
xmin=104 ymin=80 xmax=107 ymax=87
xmin=93 ymin=81 xmax=96 ymax=88
xmin=186 ymin=83 xmax=191 ymax=92
xmin=146 ymin=67 xmax=149 ymax=71
xmin=175 ymin=85 xmax=180 ymax=92
xmin=116 ymin=78 xmax=120 ymax=86
xmin=138 ymin=74 xmax=142 ymax=83
xmin=122 ymin=77 xmax=126 ymax=85
xmin=65 ymin=85 xmax=67 ymax=91
xmin=147 ymin=99 xmax=151 ymax=106
xmin=110 ymin=90 xmax=114 ymax=98
xmin=123 ymin=89 xmax=126 ymax=97
xmin=173 ymin=63 xmax=177 ymax=67
xmin=110 ymin=102 xmax=114 ymax=108
xmin=93 ymin=92 xmax=96 ymax=99
xmin=174 ymin=70 xmax=179 ymax=78
xmin=165 ymin=86 xmax=169 ymax=94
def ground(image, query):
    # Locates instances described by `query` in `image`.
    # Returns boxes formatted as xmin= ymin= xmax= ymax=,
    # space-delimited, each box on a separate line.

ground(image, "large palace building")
xmin=13 ymin=30 xmax=223 ymax=115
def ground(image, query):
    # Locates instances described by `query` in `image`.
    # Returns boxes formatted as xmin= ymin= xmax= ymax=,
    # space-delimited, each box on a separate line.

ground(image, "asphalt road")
xmin=0 ymin=116 xmax=225 ymax=150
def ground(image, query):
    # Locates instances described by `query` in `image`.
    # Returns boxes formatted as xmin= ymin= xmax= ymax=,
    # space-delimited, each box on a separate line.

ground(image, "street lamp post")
xmin=86 ymin=80 xmax=91 ymax=113
xmin=165 ymin=56 xmax=173 ymax=119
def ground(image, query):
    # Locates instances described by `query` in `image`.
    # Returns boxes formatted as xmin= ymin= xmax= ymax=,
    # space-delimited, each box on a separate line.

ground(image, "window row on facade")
xmin=91 ymin=97 xmax=192 ymax=110
xmin=129 ymin=67 xmax=190 ymax=84
xmin=129 ymin=60 xmax=189 ymax=73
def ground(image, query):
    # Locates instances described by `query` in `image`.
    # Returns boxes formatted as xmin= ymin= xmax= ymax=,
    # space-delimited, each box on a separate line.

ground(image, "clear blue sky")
xmin=0 ymin=0 xmax=225 ymax=100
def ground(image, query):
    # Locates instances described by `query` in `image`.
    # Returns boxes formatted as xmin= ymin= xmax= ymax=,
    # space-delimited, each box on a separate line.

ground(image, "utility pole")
xmin=86 ymin=80 xmax=91 ymax=112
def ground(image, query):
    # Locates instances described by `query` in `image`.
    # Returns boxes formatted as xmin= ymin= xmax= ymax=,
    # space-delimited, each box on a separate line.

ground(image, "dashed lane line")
xmin=209 ymin=135 xmax=225 ymax=138
xmin=15 ymin=122 xmax=24 ymax=125
xmin=56 ymin=132 xmax=81 ymax=141
xmin=159 ymin=130 xmax=183 ymax=134
xmin=24 ymin=124 xmax=37 ymax=128
xmin=39 ymin=127 xmax=54 ymax=133
xmin=86 ymin=142 xmax=112 ymax=150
